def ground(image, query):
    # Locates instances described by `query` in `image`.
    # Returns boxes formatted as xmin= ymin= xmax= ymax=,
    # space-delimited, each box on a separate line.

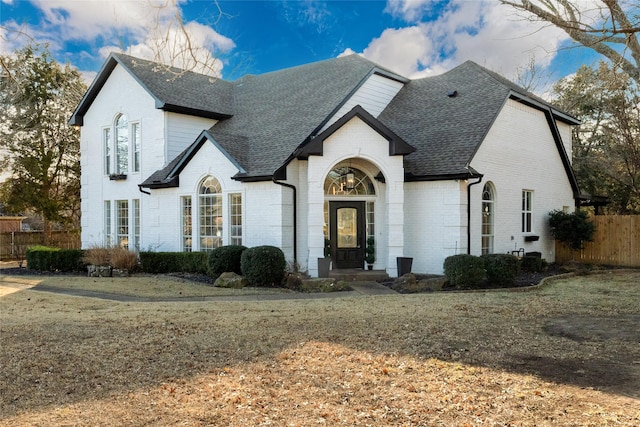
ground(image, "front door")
xmin=330 ymin=201 xmax=366 ymax=269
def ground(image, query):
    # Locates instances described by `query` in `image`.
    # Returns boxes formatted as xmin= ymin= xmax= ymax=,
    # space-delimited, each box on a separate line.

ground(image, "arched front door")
xmin=330 ymin=201 xmax=366 ymax=269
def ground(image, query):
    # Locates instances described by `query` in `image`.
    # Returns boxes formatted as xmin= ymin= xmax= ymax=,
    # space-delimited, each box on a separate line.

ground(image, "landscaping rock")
xmin=214 ymin=272 xmax=249 ymax=288
xmin=87 ymin=265 xmax=112 ymax=277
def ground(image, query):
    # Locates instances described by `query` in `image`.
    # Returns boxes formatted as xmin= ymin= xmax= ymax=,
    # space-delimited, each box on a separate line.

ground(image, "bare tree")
xmin=500 ymin=0 xmax=640 ymax=83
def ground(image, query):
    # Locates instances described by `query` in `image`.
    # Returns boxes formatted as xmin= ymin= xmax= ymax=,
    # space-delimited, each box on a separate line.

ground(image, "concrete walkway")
xmin=26 ymin=280 xmax=398 ymax=302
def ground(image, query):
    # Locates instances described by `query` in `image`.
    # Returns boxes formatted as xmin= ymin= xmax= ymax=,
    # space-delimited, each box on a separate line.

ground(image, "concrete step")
xmin=328 ymin=269 xmax=390 ymax=282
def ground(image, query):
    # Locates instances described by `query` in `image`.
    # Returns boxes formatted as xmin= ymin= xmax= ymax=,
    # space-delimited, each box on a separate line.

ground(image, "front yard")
xmin=0 ymin=271 xmax=638 ymax=426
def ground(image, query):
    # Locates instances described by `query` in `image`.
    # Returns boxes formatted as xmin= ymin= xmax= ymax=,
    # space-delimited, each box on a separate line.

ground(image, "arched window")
xmin=324 ymin=167 xmax=376 ymax=196
xmin=115 ymin=114 xmax=129 ymax=174
xmin=199 ymin=176 xmax=222 ymax=251
xmin=481 ymin=182 xmax=495 ymax=255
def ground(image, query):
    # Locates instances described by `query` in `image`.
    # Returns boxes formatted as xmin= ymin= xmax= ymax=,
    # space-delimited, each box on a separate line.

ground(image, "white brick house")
xmin=70 ymin=53 xmax=581 ymax=277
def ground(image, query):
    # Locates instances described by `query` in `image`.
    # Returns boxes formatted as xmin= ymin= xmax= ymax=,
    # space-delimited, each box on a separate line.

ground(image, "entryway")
xmin=329 ymin=201 xmax=365 ymax=269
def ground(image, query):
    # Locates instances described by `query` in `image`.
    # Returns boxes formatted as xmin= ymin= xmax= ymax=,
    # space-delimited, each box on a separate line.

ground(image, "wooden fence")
xmin=0 ymin=231 xmax=81 ymax=261
xmin=555 ymin=215 xmax=640 ymax=267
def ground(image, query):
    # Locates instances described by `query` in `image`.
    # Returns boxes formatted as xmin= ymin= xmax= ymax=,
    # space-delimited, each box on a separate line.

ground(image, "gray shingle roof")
xmin=378 ymin=61 xmax=510 ymax=178
xmin=377 ymin=61 xmax=577 ymax=179
xmin=79 ymin=54 xmax=576 ymax=186
xmin=69 ymin=53 xmax=234 ymax=125
xmin=209 ymin=54 xmax=382 ymax=177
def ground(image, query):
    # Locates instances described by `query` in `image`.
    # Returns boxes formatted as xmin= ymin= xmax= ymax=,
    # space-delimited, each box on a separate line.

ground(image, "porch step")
xmin=329 ymin=269 xmax=389 ymax=282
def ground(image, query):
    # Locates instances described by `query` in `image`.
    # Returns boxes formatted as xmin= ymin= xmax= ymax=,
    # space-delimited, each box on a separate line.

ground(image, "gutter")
xmin=466 ymin=175 xmax=483 ymax=254
xmin=138 ymin=184 xmax=151 ymax=195
xmin=272 ymin=178 xmax=297 ymax=264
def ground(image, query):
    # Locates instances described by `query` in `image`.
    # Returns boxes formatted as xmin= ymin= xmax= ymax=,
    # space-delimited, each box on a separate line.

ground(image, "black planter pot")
xmin=397 ymin=257 xmax=413 ymax=276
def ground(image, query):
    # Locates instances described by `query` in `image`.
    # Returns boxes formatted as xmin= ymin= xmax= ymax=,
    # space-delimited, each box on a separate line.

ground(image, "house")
xmin=70 ymin=53 xmax=581 ymax=277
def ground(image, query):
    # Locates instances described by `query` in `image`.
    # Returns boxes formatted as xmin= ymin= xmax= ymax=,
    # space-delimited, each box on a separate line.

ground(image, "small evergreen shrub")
xmin=548 ymin=209 xmax=595 ymax=251
xmin=520 ymin=255 xmax=544 ymax=273
xmin=241 ymin=245 xmax=286 ymax=287
xmin=443 ymin=254 xmax=486 ymax=289
xmin=482 ymin=254 xmax=519 ymax=287
xmin=208 ymin=245 xmax=247 ymax=276
xmin=26 ymin=246 xmax=83 ymax=272
xmin=139 ymin=251 xmax=208 ymax=274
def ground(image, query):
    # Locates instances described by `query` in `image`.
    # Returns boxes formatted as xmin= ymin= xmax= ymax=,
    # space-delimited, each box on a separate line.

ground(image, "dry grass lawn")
xmin=0 ymin=270 xmax=638 ymax=426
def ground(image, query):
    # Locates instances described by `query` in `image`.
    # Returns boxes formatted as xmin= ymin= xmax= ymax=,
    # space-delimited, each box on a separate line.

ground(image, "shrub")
xmin=443 ymin=254 xmax=486 ymax=289
xmin=520 ymin=255 xmax=544 ymax=273
xmin=109 ymin=247 xmax=139 ymax=271
xmin=82 ymin=245 xmax=111 ymax=266
xmin=482 ymin=254 xmax=519 ymax=287
xmin=208 ymin=245 xmax=247 ymax=276
xmin=241 ymin=245 xmax=286 ymax=287
xmin=27 ymin=246 xmax=83 ymax=272
xmin=548 ymin=209 xmax=595 ymax=251
xmin=139 ymin=251 xmax=208 ymax=274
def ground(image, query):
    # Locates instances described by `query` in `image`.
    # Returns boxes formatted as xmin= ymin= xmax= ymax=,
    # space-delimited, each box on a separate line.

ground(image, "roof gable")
xmin=140 ymin=130 xmax=245 ymax=189
xmin=69 ymin=53 xmax=234 ymax=126
xmin=379 ymin=61 xmax=579 ymax=181
xmin=296 ymin=105 xmax=415 ymax=159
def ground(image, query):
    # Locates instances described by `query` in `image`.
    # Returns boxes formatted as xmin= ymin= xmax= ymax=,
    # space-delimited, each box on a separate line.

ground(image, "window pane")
xmin=104 ymin=200 xmax=111 ymax=246
xmin=104 ymin=128 xmax=111 ymax=175
xmin=133 ymin=199 xmax=140 ymax=251
xmin=182 ymin=196 xmax=192 ymax=252
xmin=115 ymin=114 xmax=128 ymax=174
xmin=199 ymin=192 xmax=222 ymax=251
xmin=132 ymin=122 xmax=140 ymax=172
xmin=116 ymin=200 xmax=129 ymax=249
xmin=337 ymin=208 xmax=357 ymax=248
xmin=230 ymin=193 xmax=242 ymax=245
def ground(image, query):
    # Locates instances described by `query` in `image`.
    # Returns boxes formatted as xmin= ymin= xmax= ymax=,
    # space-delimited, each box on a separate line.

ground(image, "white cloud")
xmin=9 ymin=0 xmax=234 ymax=75
xmin=352 ymin=0 xmax=570 ymax=81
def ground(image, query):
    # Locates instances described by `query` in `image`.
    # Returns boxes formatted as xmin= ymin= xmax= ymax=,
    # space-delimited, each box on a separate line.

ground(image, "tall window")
xmin=481 ymin=183 xmax=495 ymax=255
xmin=229 ymin=193 xmax=242 ymax=245
xmin=115 ymin=114 xmax=129 ymax=174
xmin=116 ymin=200 xmax=129 ymax=249
xmin=182 ymin=196 xmax=193 ymax=252
xmin=104 ymin=200 xmax=112 ymax=246
xmin=104 ymin=115 xmax=139 ymax=175
xmin=132 ymin=122 xmax=140 ymax=172
xmin=199 ymin=176 xmax=222 ymax=251
xmin=522 ymin=190 xmax=533 ymax=233
xmin=103 ymin=128 xmax=112 ymax=175
xmin=132 ymin=199 xmax=140 ymax=251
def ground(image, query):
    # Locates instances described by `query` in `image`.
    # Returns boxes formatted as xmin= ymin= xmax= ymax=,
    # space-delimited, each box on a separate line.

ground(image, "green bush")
xmin=241 ymin=245 xmax=286 ymax=287
xmin=26 ymin=246 xmax=84 ymax=272
xmin=443 ymin=254 xmax=486 ymax=289
xmin=520 ymin=255 xmax=544 ymax=273
xmin=139 ymin=251 xmax=208 ymax=274
xmin=548 ymin=209 xmax=595 ymax=251
xmin=482 ymin=254 xmax=519 ymax=287
xmin=208 ymin=245 xmax=247 ymax=276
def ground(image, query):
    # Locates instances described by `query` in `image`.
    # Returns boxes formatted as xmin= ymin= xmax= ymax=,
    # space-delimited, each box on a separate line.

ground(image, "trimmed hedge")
xmin=26 ymin=246 xmax=84 ymax=272
xmin=208 ymin=245 xmax=247 ymax=276
xmin=443 ymin=254 xmax=486 ymax=289
xmin=482 ymin=253 xmax=519 ymax=287
xmin=520 ymin=255 xmax=544 ymax=273
xmin=241 ymin=245 xmax=286 ymax=287
xmin=139 ymin=251 xmax=208 ymax=274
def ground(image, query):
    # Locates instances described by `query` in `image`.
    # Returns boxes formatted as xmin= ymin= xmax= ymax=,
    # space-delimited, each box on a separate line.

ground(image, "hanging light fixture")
xmin=340 ymin=166 xmax=355 ymax=191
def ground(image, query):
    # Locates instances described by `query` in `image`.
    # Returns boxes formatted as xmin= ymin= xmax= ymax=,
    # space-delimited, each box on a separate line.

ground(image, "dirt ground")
xmin=0 ymin=270 xmax=638 ymax=426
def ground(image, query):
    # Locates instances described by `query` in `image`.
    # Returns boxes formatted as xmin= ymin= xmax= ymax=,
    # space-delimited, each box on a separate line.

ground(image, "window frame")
xmin=522 ymin=190 xmax=533 ymax=233
xmin=103 ymin=115 xmax=140 ymax=176
xmin=229 ymin=193 xmax=243 ymax=246
xmin=481 ymin=183 xmax=495 ymax=255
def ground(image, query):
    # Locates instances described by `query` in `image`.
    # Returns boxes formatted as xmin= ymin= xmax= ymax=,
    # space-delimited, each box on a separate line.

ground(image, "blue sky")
xmin=1 ymin=0 xmax=599 ymax=91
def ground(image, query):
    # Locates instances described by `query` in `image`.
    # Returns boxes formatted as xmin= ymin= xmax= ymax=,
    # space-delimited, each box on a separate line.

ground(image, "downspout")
xmin=272 ymin=178 xmax=297 ymax=264
xmin=466 ymin=175 xmax=483 ymax=254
